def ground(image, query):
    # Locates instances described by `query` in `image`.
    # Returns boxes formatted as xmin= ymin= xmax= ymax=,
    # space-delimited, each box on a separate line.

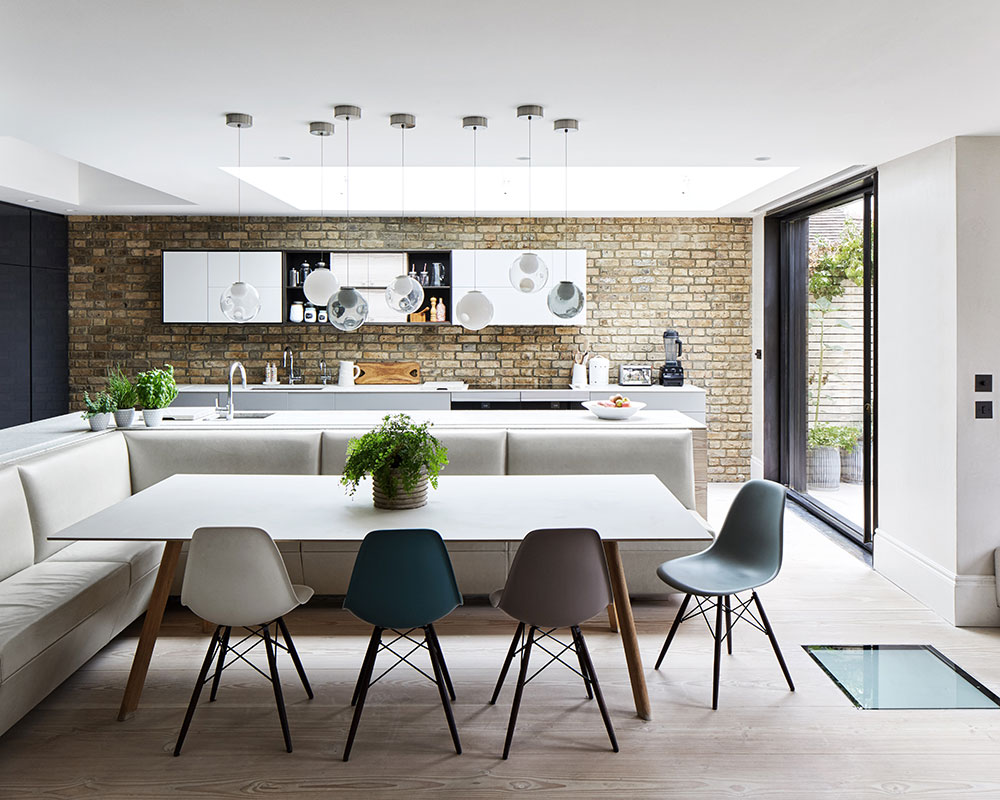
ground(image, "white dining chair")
xmin=174 ymin=526 xmax=314 ymax=755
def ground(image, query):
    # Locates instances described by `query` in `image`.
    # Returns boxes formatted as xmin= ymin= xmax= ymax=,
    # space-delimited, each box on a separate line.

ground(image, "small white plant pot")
xmin=113 ymin=408 xmax=136 ymax=428
xmin=142 ymin=408 xmax=166 ymax=427
xmin=88 ymin=412 xmax=112 ymax=431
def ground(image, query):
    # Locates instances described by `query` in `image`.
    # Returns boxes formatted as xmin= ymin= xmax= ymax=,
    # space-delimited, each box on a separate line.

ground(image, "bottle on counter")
xmin=429 ymin=297 xmax=437 ymax=321
xmin=317 ymin=307 xmax=328 ymax=323
xmin=436 ymin=298 xmax=447 ymax=322
xmin=289 ymin=301 xmax=304 ymax=323
xmin=304 ymin=302 xmax=317 ymax=323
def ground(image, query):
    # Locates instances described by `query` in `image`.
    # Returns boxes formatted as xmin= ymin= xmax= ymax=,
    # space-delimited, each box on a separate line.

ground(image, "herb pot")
xmin=807 ymin=446 xmax=840 ymax=489
xmin=143 ymin=408 xmax=166 ymax=427
xmin=113 ymin=408 xmax=136 ymax=428
xmin=372 ymin=468 xmax=428 ymax=510
xmin=88 ymin=412 xmax=112 ymax=431
xmin=840 ymin=442 xmax=863 ymax=483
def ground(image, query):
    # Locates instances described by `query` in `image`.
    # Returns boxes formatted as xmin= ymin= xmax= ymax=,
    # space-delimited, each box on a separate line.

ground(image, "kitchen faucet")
xmin=224 ymin=361 xmax=246 ymax=420
xmin=282 ymin=346 xmax=302 ymax=384
xmin=319 ymin=359 xmax=332 ymax=385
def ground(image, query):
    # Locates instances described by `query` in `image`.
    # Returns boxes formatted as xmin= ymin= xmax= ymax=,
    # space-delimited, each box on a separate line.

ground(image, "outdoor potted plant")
xmin=341 ymin=413 xmax=449 ymax=509
xmin=136 ymin=364 xmax=178 ymax=427
xmin=81 ymin=391 xmax=116 ymax=431
xmin=106 ymin=365 xmax=139 ymax=428
xmin=806 ymin=423 xmax=841 ymax=489
xmin=838 ymin=425 xmax=863 ymax=484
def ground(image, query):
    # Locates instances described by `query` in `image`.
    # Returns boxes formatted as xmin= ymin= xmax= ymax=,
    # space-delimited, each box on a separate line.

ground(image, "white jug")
xmin=338 ymin=360 xmax=362 ymax=387
xmin=588 ymin=356 xmax=610 ymax=387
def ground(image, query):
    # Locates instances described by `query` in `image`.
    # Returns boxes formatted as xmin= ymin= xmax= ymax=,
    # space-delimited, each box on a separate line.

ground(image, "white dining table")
xmin=51 ymin=473 xmax=711 ymax=721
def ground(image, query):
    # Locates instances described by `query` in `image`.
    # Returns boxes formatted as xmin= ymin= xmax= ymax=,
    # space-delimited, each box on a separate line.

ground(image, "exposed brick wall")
xmin=68 ymin=215 xmax=752 ymax=479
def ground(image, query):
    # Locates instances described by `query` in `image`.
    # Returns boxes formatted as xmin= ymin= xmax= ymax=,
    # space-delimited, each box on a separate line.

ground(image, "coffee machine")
xmin=659 ymin=329 xmax=684 ymax=386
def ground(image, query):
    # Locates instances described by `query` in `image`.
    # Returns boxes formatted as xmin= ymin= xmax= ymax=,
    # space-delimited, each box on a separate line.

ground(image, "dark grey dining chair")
xmin=490 ymin=527 xmax=619 ymax=759
xmin=653 ymin=479 xmax=794 ymax=709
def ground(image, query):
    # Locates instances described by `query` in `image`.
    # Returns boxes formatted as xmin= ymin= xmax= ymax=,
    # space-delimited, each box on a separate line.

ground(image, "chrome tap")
xmin=225 ymin=361 xmax=246 ymax=420
xmin=282 ymin=346 xmax=302 ymax=384
xmin=319 ymin=359 xmax=332 ymax=385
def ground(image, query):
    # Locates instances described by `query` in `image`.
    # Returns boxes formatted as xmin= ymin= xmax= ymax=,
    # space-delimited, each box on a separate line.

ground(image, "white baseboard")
xmin=874 ymin=528 xmax=1000 ymax=627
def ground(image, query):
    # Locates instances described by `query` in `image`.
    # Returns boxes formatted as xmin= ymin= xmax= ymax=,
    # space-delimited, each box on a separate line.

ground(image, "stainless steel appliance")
xmin=659 ymin=329 xmax=684 ymax=386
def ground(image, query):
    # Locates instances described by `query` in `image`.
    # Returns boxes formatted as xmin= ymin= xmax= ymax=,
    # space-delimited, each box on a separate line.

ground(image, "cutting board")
xmin=355 ymin=361 xmax=421 ymax=385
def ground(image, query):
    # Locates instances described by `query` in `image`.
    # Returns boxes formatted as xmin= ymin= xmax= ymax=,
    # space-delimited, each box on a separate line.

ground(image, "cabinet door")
xmin=361 ymin=288 xmax=408 ymax=324
xmin=30 ymin=210 xmax=67 ymax=270
xmin=208 ymin=285 xmax=282 ymax=323
xmin=207 ymin=251 xmax=240 ymax=288
xmin=162 ymin=252 xmax=208 ymax=322
xmin=0 ymin=264 xmax=31 ymax=427
xmin=0 ymin=204 xmax=30 ymax=267
xmin=335 ymin=392 xmax=451 ymax=411
xmin=30 ymin=267 xmax=68 ymax=420
xmin=238 ymin=251 xmax=283 ymax=287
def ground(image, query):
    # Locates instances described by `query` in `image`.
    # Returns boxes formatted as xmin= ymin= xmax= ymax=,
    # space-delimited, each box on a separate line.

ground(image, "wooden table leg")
xmin=118 ymin=540 xmax=182 ymax=721
xmin=607 ymin=603 xmax=619 ymax=633
xmin=603 ymin=540 xmax=651 ymax=721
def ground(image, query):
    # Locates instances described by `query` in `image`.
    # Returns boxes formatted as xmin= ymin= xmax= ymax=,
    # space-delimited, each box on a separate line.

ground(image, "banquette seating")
xmin=0 ymin=426 xmax=710 ymax=736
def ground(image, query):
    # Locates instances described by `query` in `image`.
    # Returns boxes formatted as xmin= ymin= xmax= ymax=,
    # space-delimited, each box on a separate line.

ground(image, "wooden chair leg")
xmin=574 ymin=626 xmax=619 ymax=753
xmin=344 ymin=627 xmax=382 ymax=762
xmin=276 ymin=617 xmax=314 ymax=700
xmin=503 ymin=625 xmax=536 ymax=760
xmin=426 ymin=624 xmax=456 ymax=702
xmin=655 ymin=593 xmax=692 ymax=670
xmin=571 ymin=626 xmax=594 ymax=700
xmin=425 ymin=626 xmax=462 ymax=755
xmin=173 ymin=626 xmax=221 ymax=756
xmin=712 ymin=597 xmax=723 ymax=710
xmin=753 ymin=592 xmax=795 ymax=692
xmin=209 ymin=626 xmax=231 ymax=702
xmin=262 ymin=623 xmax=292 ymax=753
xmin=490 ymin=623 xmax=524 ymax=705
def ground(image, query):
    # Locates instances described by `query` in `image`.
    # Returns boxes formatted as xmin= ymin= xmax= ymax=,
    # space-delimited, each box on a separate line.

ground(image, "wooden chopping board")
xmin=355 ymin=361 xmax=421 ymax=385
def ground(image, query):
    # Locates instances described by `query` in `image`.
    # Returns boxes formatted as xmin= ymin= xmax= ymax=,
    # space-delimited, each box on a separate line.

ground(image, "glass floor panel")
xmin=803 ymin=645 xmax=1000 ymax=709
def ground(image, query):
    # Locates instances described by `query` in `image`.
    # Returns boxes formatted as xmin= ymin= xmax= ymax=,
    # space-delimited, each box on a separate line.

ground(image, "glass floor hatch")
xmin=803 ymin=645 xmax=1000 ymax=709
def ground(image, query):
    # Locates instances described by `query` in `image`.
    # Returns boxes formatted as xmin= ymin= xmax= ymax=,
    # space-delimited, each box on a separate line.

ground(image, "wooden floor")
xmin=3 ymin=486 xmax=1000 ymax=799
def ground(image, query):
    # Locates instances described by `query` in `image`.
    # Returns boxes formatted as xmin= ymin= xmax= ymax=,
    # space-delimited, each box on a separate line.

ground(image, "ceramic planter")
xmin=113 ymin=408 xmax=136 ymax=428
xmin=372 ymin=468 xmax=429 ymax=510
xmin=143 ymin=408 xmax=166 ymax=427
xmin=807 ymin=446 xmax=840 ymax=489
xmin=88 ymin=412 xmax=112 ymax=431
xmin=840 ymin=443 xmax=863 ymax=483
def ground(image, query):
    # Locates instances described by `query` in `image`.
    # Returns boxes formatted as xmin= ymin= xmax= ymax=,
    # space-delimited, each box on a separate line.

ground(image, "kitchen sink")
xmin=212 ymin=411 xmax=275 ymax=419
xmin=251 ymin=384 xmax=328 ymax=390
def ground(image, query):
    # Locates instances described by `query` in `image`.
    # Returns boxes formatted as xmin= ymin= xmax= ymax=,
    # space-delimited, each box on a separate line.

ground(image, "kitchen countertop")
xmin=178 ymin=383 xmax=705 ymax=394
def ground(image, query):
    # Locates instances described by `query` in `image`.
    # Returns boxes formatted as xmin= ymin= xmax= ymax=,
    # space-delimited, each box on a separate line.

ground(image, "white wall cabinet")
xmin=163 ymin=250 xmax=283 ymax=323
xmin=450 ymin=249 xmax=587 ymax=325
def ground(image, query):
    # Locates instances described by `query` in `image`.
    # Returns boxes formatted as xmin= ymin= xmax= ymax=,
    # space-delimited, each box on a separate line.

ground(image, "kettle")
xmin=588 ymin=356 xmax=610 ymax=387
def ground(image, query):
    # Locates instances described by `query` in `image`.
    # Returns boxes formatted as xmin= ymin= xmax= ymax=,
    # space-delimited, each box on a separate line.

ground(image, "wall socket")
xmin=975 ymin=401 xmax=993 ymax=419
xmin=975 ymin=374 xmax=993 ymax=392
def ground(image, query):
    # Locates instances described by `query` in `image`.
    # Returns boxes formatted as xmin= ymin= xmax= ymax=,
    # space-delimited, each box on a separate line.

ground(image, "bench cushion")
xmin=48 ymin=541 xmax=165 ymax=585
xmin=320 ymin=429 xmax=507 ymax=476
xmin=18 ymin=434 xmax=132 ymax=562
xmin=0 ymin=560 xmax=129 ymax=682
xmin=0 ymin=468 xmax=34 ymax=582
xmin=124 ymin=430 xmax=322 ymax=492
xmin=506 ymin=429 xmax=697 ymax=510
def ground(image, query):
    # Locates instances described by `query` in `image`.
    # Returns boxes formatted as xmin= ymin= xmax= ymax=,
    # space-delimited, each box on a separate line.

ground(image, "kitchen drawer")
xmin=336 ymin=392 xmax=451 ymax=411
xmin=172 ymin=392 xmax=219 ymax=407
xmin=235 ymin=391 xmax=288 ymax=411
xmin=286 ymin=391 xmax=337 ymax=411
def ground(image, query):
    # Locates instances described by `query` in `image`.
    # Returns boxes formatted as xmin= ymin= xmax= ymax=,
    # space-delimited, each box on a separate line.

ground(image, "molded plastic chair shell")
xmin=181 ymin=527 xmax=313 ymax=628
xmin=344 ymin=529 xmax=463 ymax=629
xmin=657 ymin=480 xmax=787 ymax=596
xmin=498 ymin=528 xmax=613 ymax=629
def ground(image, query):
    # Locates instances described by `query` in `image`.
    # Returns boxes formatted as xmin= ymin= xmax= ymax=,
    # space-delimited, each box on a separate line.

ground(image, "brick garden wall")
xmin=67 ymin=215 xmax=752 ymax=479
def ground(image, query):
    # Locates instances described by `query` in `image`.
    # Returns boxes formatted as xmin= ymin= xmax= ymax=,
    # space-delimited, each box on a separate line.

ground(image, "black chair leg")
xmin=344 ymin=627 xmax=382 ymax=762
xmin=752 ymin=591 xmax=795 ymax=692
xmin=174 ymin=625 xmax=221 ymax=756
xmin=570 ymin=625 xmax=594 ymax=700
xmin=425 ymin=626 xmax=462 ymax=755
xmin=426 ymin=623 xmax=456 ymax=702
xmin=712 ymin=597 xmax=723 ymax=710
xmin=351 ymin=626 xmax=382 ymax=708
xmin=209 ymin=626 xmax=231 ymax=702
xmin=724 ymin=595 xmax=733 ymax=655
xmin=262 ymin=622 xmax=292 ymax=753
xmin=655 ymin=593 xmax=691 ymax=669
xmin=503 ymin=625 xmax=536 ymax=759
xmin=276 ymin=616 xmax=314 ymax=699
xmin=574 ymin=626 xmax=619 ymax=753
xmin=490 ymin=622 xmax=524 ymax=705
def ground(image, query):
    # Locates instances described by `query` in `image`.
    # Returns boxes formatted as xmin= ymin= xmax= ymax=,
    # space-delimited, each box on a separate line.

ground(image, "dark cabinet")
xmin=31 ymin=267 xmax=68 ymax=420
xmin=30 ymin=210 xmax=68 ymax=270
xmin=0 ymin=264 xmax=32 ymax=427
xmin=0 ymin=204 xmax=30 ymax=267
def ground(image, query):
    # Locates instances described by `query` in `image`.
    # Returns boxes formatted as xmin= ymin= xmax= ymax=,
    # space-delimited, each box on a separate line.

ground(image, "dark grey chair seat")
xmin=656 ymin=553 xmax=777 ymax=596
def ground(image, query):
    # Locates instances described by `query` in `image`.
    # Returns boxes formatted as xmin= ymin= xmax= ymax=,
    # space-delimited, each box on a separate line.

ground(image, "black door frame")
xmin=763 ymin=171 xmax=878 ymax=547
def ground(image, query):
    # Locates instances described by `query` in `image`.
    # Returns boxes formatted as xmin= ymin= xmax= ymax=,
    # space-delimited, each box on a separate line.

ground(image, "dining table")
xmin=50 ymin=472 xmax=712 ymax=722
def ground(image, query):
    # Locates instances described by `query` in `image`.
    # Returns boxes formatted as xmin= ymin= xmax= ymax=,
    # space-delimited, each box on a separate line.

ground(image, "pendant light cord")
xmin=345 ymin=118 xmax=351 ymax=286
xmin=527 ymin=116 xmax=532 ymax=219
xmin=400 ymin=125 xmax=405 ymax=219
xmin=236 ymin=124 xmax=243 ymax=280
xmin=473 ymin=125 xmax=478 ymax=291
xmin=564 ymin=128 xmax=569 ymax=279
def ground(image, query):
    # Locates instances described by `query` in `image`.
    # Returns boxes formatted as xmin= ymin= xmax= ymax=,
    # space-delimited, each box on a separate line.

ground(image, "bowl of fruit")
xmin=582 ymin=394 xmax=646 ymax=420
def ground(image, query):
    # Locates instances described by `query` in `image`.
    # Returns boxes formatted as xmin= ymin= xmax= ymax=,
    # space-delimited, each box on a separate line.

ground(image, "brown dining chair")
xmin=490 ymin=527 xmax=619 ymax=758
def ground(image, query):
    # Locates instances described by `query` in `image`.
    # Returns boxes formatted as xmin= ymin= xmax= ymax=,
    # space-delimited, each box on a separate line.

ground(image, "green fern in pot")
xmin=106 ymin=365 xmax=139 ymax=428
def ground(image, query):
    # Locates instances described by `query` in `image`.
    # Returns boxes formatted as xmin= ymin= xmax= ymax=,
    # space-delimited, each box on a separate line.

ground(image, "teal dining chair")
xmin=341 ymin=528 xmax=463 ymax=761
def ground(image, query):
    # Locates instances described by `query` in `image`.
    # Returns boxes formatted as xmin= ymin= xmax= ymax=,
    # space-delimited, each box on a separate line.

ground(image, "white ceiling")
xmin=2 ymin=0 xmax=999 ymax=216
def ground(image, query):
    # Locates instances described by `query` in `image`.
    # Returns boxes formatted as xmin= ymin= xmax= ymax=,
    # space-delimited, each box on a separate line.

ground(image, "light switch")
xmin=975 ymin=401 xmax=993 ymax=419
xmin=975 ymin=374 xmax=992 ymax=392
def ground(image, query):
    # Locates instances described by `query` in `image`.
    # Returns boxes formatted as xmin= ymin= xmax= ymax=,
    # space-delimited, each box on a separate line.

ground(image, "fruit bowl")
xmin=582 ymin=400 xmax=646 ymax=420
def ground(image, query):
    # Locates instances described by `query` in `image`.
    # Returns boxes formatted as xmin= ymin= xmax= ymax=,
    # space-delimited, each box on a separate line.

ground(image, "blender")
xmin=659 ymin=329 xmax=684 ymax=386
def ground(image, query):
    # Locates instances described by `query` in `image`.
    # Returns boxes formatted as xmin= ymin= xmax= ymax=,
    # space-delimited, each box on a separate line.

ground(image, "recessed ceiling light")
xmin=274 ymin=155 xmax=291 ymax=161
xmin=755 ymin=156 xmax=772 ymax=162
xmin=516 ymin=156 xmax=530 ymax=161
xmin=24 ymin=198 xmax=39 ymax=203
xmin=64 ymin=208 xmax=75 ymax=212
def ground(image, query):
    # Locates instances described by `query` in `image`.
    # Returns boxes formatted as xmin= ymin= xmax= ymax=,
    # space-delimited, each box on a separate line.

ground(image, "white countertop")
xmin=178 ymin=382 xmax=705 ymax=394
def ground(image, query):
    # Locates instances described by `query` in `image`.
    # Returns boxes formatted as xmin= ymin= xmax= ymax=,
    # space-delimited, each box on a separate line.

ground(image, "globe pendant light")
xmin=547 ymin=118 xmax=584 ymax=319
xmin=220 ymin=113 xmax=261 ymax=322
xmin=302 ymin=120 xmax=340 ymax=306
xmin=510 ymin=105 xmax=548 ymax=293
xmin=328 ymin=105 xmax=368 ymax=331
xmin=455 ymin=116 xmax=494 ymax=330
xmin=384 ymin=113 xmax=424 ymax=314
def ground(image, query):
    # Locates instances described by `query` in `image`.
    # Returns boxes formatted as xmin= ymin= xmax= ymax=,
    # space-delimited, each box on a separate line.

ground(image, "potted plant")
xmin=341 ymin=414 xmax=449 ymax=509
xmin=82 ymin=391 xmax=116 ymax=431
xmin=838 ymin=425 xmax=863 ymax=484
xmin=807 ymin=423 xmax=841 ymax=489
xmin=136 ymin=364 xmax=178 ymax=427
xmin=106 ymin=365 xmax=139 ymax=428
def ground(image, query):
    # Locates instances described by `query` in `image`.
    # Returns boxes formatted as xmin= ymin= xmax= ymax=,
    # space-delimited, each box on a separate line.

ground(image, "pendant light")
xmin=302 ymin=120 xmax=340 ymax=306
xmin=510 ymin=105 xmax=549 ymax=293
xmin=547 ymin=118 xmax=584 ymax=319
xmin=384 ymin=113 xmax=424 ymax=314
xmin=327 ymin=105 xmax=369 ymax=331
xmin=455 ymin=116 xmax=494 ymax=330
xmin=220 ymin=113 xmax=262 ymax=322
